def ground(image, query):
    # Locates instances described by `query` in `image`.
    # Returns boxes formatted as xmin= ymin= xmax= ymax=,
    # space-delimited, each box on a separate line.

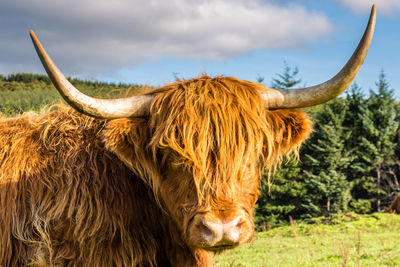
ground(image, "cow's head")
xmin=102 ymin=76 xmax=313 ymax=250
xmin=29 ymin=5 xmax=375 ymax=251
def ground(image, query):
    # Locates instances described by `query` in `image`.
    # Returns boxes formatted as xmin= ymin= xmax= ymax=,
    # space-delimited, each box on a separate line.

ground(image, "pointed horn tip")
xmin=29 ymin=30 xmax=39 ymax=44
xmin=370 ymin=4 xmax=377 ymax=17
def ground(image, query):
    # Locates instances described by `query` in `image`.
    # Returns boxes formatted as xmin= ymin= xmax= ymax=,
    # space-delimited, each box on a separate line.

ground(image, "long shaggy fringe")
xmin=148 ymin=75 xmax=311 ymax=203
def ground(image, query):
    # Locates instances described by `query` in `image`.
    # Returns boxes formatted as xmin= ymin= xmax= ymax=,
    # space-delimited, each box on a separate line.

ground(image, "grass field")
xmin=0 ymin=79 xmax=144 ymax=117
xmin=214 ymin=213 xmax=400 ymax=267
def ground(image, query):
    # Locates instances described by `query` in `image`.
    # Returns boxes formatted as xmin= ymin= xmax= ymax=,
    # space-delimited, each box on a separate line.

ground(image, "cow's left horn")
xmin=30 ymin=30 xmax=152 ymax=119
xmin=262 ymin=4 xmax=376 ymax=109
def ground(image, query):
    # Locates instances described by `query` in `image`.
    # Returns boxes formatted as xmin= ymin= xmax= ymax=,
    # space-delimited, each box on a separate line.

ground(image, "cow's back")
xmin=0 ymin=107 xmax=175 ymax=266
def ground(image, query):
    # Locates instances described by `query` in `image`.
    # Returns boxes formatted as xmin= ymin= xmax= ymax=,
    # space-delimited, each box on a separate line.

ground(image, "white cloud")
xmin=0 ymin=0 xmax=332 ymax=76
xmin=339 ymin=0 xmax=400 ymax=15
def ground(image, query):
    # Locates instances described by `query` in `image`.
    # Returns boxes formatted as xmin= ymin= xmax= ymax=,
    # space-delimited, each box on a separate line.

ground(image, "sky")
xmin=0 ymin=0 xmax=399 ymax=97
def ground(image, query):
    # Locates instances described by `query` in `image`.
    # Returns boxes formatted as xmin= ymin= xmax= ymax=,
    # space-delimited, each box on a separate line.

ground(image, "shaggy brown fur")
xmin=386 ymin=193 xmax=400 ymax=214
xmin=0 ymin=75 xmax=312 ymax=266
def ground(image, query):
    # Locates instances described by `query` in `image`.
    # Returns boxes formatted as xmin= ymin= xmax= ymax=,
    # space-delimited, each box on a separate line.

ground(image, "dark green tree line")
xmin=256 ymin=66 xmax=400 ymax=227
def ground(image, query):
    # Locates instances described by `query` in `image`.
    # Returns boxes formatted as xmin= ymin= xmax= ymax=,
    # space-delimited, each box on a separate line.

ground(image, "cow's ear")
xmin=267 ymin=109 xmax=312 ymax=156
xmin=103 ymin=118 xmax=150 ymax=171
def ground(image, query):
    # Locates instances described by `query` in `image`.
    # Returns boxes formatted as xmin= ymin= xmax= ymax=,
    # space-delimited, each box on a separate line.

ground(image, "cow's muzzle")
xmin=187 ymin=211 xmax=253 ymax=250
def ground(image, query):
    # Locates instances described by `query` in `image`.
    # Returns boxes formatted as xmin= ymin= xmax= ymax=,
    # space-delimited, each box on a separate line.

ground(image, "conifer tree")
xmin=255 ymin=63 xmax=306 ymax=227
xmin=256 ymin=158 xmax=305 ymax=228
xmin=386 ymin=106 xmax=400 ymax=205
xmin=343 ymin=84 xmax=376 ymax=213
xmin=342 ymin=72 xmax=398 ymax=212
xmin=271 ymin=61 xmax=302 ymax=89
xmin=360 ymin=71 xmax=398 ymax=211
xmin=300 ymin=99 xmax=353 ymax=217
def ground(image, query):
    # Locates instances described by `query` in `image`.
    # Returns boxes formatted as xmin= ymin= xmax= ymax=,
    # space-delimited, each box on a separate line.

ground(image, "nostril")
xmin=200 ymin=219 xmax=225 ymax=243
xmin=198 ymin=221 xmax=215 ymax=242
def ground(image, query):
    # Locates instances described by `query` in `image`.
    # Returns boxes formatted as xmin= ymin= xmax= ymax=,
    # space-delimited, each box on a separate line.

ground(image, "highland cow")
xmin=387 ymin=193 xmax=400 ymax=214
xmin=0 ymin=5 xmax=376 ymax=267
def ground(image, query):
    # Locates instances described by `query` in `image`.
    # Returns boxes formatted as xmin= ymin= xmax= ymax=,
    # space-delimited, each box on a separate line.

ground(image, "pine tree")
xmin=386 ymin=107 xmax=400 ymax=205
xmin=255 ymin=63 xmax=306 ymax=228
xmin=300 ymin=99 xmax=353 ymax=217
xmin=271 ymin=61 xmax=302 ymax=89
xmin=256 ymin=158 xmax=305 ymax=228
xmin=343 ymin=84 xmax=376 ymax=213
xmin=361 ymin=71 xmax=398 ymax=211
xmin=342 ymin=72 xmax=399 ymax=212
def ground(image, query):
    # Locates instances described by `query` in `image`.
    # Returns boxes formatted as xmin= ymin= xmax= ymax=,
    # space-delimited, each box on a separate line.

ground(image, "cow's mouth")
xmin=203 ymin=244 xmax=239 ymax=251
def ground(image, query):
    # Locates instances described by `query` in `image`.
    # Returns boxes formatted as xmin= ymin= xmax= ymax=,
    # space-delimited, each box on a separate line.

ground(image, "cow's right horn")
xmin=30 ymin=30 xmax=153 ymax=119
xmin=262 ymin=4 xmax=376 ymax=109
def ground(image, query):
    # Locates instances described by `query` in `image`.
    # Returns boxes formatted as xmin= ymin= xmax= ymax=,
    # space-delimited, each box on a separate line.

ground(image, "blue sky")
xmin=0 ymin=0 xmax=399 ymax=97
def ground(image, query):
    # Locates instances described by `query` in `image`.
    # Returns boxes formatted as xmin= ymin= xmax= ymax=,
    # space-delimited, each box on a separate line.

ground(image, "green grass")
xmin=214 ymin=213 xmax=400 ymax=267
xmin=0 ymin=79 xmax=145 ymax=116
